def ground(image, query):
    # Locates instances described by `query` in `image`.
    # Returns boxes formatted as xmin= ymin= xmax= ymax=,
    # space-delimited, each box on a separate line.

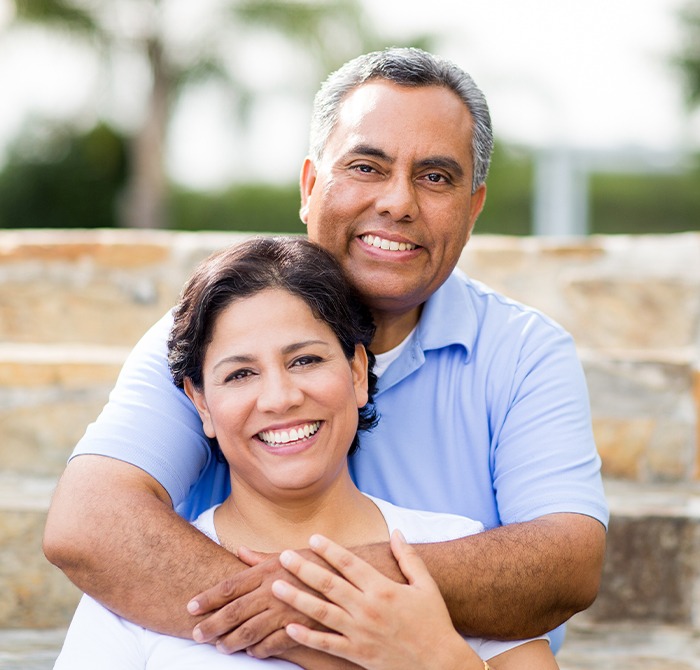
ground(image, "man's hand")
xmin=189 ymin=547 xmax=336 ymax=657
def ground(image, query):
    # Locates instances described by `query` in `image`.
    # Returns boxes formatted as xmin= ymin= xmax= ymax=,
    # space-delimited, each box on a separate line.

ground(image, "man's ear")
xmin=299 ymin=157 xmax=317 ymax=225
xmin=466 ymin=183 xmax=487 ymax=240
xmin=184 ymin=378 xmax=216 ymax=439
xmin=351 ymin=344 xmax=369 ymax=409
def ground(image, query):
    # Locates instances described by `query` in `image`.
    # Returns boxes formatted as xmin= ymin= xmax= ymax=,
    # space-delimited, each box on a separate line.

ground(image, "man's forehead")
xmin=327 ymin=81 xmax=474 ymax=167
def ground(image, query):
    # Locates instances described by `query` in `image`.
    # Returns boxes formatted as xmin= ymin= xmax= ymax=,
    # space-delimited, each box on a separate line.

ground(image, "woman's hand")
xmin=270 ymin=530 xmax=484 ymax=670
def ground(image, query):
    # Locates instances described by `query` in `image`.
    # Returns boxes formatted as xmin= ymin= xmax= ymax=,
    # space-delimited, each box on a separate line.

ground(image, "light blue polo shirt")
xmin=72 ymin=268 xmax=608 ymax=653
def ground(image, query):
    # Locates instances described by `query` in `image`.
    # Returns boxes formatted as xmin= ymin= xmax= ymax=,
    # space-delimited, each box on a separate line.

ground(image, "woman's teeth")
xmin=257 ymin=421 xmax=321 ymax=446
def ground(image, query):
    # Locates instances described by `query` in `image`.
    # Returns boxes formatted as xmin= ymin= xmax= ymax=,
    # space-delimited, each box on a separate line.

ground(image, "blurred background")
xmin=0 ymin=0 xmax=699 ymax=236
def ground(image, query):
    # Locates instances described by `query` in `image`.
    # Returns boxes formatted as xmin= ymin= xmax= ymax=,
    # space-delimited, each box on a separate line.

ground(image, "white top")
xmin=54 ymin=496 xmax=545 ymax=668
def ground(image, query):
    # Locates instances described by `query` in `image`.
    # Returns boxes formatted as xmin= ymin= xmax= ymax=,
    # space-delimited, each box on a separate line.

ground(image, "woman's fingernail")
xmin=272 ymin=579 xmax=289 ymax=596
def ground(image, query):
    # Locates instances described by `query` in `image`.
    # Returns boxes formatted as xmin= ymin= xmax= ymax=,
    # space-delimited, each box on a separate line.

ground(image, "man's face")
xmin=300 ymin=81 xmax=486 ymax=319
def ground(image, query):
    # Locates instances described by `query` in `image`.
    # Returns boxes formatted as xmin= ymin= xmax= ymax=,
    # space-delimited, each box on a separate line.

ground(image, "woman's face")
xmin=185 ymin=288 xmax=368 ymax=503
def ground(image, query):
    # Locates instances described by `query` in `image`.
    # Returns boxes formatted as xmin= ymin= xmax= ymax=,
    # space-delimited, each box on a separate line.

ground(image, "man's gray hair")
xmin=309 ymin=47 xmax=494 ymax=192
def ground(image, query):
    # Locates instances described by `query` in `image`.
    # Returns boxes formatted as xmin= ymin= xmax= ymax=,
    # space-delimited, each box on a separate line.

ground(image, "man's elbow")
xmin=568 ymin=519 xmax=607 ymax=614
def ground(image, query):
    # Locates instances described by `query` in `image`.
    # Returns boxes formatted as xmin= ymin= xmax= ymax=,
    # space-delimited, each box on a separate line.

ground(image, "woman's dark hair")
xmin=168 ymin=236 xmax=378 ymax=457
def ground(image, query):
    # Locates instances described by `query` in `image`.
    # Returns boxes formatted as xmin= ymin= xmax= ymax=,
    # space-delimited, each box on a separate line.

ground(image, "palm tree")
xmin=8 ymin=0 xmax=431 ymax=229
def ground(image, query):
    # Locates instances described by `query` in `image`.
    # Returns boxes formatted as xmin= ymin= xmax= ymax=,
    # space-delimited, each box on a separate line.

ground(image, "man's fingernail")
xmin=193 ymin=626 xmax=204 ymax=643
xmin=187 ymin=599 xmax=199 ymax=614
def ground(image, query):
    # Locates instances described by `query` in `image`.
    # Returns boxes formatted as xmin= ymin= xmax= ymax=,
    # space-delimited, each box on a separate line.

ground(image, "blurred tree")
xmin=7 ymin=0 xmax=432 ymax=229
xmin=677 ymin=0 xmax=700 ymax=106
xmin=0 ymin=121 xmax=127 ymax=228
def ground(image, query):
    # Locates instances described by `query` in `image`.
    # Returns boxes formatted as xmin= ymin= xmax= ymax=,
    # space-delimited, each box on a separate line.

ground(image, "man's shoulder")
xmin=419 ymin=270 xmax=570 ymax=354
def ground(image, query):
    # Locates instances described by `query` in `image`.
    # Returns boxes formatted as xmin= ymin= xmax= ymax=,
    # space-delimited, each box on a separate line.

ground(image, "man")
xmin=44 ymin=48 xmax=607 ymax=660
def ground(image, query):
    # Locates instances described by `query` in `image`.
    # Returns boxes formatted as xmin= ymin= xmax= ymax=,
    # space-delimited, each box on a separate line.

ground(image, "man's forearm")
xmin=43 ymin=455 xmax=243 ymax=637
xmin=353 ymin=513 xmax=605 ymax=640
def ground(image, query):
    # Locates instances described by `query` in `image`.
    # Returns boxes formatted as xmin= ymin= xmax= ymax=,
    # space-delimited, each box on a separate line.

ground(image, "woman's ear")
xmin=184 ymin=378 xmax=216 ymax=439
xmin=351 ymin=344 xmax=369 ymax=409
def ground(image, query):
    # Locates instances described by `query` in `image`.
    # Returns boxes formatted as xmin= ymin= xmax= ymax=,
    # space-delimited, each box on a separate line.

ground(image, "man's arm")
xmin=190 ymin=511 xmax=604 ymax=655
xmin=43 ymin=454 xmax=243 ymax=636
xmin=375 ymin=512 xmax=605 ymax=639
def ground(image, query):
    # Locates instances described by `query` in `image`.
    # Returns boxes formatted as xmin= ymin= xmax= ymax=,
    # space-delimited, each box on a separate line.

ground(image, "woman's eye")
xmin=292 ymin=355 xmax=322 ymax=368
xmin=225 ymin=369 xmax=253 ymax=383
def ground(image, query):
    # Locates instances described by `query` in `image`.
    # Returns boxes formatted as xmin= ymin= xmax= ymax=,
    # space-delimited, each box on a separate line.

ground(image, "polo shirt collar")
xmin=416 ymin=268 xmax=477 ymax=356
xmin=376 ymin=269 xmax=477 ymax=394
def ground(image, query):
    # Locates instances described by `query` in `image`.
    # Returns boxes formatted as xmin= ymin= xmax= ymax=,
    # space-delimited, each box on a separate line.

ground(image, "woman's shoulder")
xmin=365 ymin=495 xmax=485 ymax=544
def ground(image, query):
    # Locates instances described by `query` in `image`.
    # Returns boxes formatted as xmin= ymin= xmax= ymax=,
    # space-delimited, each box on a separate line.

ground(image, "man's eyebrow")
xmin=346 ymin=145 xmax=465 ymax=180
xmin=346 ymin=144 xmax=393 ymax=162
xmin=416 ymin=156 xmax=465 ymax=180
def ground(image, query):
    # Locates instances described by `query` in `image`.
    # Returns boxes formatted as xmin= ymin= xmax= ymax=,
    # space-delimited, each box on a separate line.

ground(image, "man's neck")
xmin=371 ymin=306 xmax=422 ymax=354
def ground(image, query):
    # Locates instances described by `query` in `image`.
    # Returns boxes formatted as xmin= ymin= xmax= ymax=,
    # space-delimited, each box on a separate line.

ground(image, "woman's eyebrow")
xmin=281 ymin=340 xmax=328 ymax=355
xmin=212 ymin=340 xmax=330 ymax=370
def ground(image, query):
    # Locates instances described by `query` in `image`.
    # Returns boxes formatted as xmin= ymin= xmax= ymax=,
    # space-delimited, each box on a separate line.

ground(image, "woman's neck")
xmin=214 ymin=470 xmax=388 ymax=553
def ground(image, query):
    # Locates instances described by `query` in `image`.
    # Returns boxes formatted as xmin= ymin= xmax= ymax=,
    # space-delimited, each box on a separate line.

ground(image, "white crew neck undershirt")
xmin=372 ymin=326 xmax=417 ymax=378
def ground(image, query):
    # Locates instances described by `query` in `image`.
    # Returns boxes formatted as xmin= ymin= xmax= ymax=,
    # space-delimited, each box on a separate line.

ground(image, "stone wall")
xmin=1 ymin=229 xmax=698 ymax=484
xmin=1 ymin=229 xmax=699 ymax=629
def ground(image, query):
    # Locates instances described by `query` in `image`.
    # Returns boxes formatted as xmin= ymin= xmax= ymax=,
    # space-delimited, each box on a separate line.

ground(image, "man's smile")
xmin=360 ymin=233 xmax=418 ymax=252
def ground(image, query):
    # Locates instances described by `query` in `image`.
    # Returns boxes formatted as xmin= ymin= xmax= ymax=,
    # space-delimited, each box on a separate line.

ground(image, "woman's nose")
xmin=255 ymin=372 xmax=304 ymax=414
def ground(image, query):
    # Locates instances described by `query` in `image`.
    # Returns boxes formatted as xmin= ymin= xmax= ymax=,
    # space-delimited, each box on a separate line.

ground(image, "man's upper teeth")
xmin=361 ymin=234 xmax=416 ymax=251
xmin=258 ymin=421 xmax=320 ymax=446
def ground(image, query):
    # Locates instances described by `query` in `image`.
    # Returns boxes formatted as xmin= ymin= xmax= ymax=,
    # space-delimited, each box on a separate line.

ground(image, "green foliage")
xmin=170 ymin=183 xmax=305 ymax=234
xmin=475 ymin=143 xmax=533 ymax=236
xmin=677 ymin=0 xmax=700 ymax=106
xmin=590 ymin=166 xmax=700 ymax=234
xmin=12 ymin=0 xmax=100 ymax=33
xmin=0 ymin=123 xmax=127 ymax=228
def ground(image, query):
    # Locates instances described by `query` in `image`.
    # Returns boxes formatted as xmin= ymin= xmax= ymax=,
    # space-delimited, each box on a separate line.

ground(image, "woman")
xmin=54 ymin=237 xmax=557 ymax=670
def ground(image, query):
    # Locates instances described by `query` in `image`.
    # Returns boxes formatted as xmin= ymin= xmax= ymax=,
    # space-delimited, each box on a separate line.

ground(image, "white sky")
xmin=0 ymin=0 xmax=695 ymax=189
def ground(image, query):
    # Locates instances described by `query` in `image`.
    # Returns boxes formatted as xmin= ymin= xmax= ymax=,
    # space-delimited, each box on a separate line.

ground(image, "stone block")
xmin=0 ymin=345 xmax=126 ymax=477
xmin=0 ymin=475 xmax=81 ymax=628
xmin=581 ymin=350 xmax=697 ymax=483
xmin=589 ymin=481 xmax=700 ymax=628
xmin=0 ymin=230 xmax=254 ymax=346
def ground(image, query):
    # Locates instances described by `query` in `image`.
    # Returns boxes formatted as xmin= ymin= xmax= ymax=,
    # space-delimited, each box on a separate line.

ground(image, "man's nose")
xmin=255 ymin=371 xmax=304 ymax=414
xmin=374 ymin=174 xmax=419 ymax=222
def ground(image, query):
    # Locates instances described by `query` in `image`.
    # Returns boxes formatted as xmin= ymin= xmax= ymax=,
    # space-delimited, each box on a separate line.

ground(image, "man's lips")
xmin=360 ymin=233 xmax=418 ymax=252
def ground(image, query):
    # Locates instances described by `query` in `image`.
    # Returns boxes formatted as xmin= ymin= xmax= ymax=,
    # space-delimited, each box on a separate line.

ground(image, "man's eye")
xmin=352 ymin=164 xmax=375 ymax=174
xmin=425 ymin=172 xmax=448 ymax=183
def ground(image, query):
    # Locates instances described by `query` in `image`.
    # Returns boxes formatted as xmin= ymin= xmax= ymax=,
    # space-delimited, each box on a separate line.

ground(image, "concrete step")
xmin=1 ymin=342 xmax=696 ymax=490
xmin=0 ymin=474 xmax=81 ymax=629
xmin=0 ymin=628 xmax=66 ymax=670
xmin=557 ymin=612 xmax=700 ymax=669
xmin=0 ymin=616 xmax=699 ymax=669
xmin=0 ymin=344 xmax=127 ymax=478
xmin=589 ymin=479 xmax=700 ymax=628
xmin=2 ymin=468 xmax=700 ymax=632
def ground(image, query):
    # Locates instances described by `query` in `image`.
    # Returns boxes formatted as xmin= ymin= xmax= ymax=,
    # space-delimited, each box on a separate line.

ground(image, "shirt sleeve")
xmin=490 ymin=315 xmax=609 ymax=527
xmin=70 ymin=312 xmax=211 ymax=509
